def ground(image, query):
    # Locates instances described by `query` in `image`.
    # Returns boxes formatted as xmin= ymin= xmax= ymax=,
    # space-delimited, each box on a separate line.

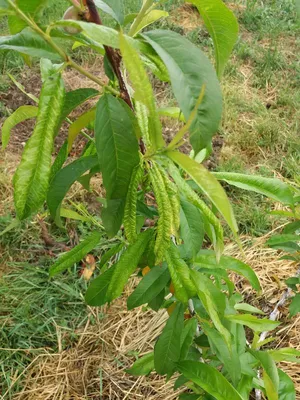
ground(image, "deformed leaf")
xmin=14 ymin=73 xmax=65 ymax=220
xmin=178 ymin=360 xmax=243 ymax=400
xmin=50 ymin=231 xmax=102 ymax=276
xmin=126 ymin=352 xmax=154 ymax=376
xmin=1 ymin=105 xmax=38 ymax=149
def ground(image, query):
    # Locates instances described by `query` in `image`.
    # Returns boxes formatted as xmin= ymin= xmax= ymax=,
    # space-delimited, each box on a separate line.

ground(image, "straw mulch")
xmin=10 ymin=236 xmax=300 ymax=399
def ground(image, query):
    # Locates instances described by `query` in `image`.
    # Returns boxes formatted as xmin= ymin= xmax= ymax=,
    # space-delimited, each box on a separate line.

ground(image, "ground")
xmin=0 ymin=0 xmax=299 ymax=399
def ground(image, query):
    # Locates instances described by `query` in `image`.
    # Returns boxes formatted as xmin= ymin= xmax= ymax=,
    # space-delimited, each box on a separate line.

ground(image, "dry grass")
xmin=6 ymin=235 xmax=299 ymax=400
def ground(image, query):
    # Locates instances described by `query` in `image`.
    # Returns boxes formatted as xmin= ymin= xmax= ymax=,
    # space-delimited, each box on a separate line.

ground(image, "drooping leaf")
xmin=154 ymin=303 xmax=184 ymax=377
xmin=268 ymin=348 xmax=300 ymax=363
xmin=126 ymin=352 xmax=154 ymax=376
xmin=68 ymin=108 xmax=96 ymax=151
xmin=278 ymin=369 xmax=296 ymax=400
xmin=190 ymin=270 xmax=231 ymax=348
xmin=104 ymin=229 xmax=153 ymax=302
xmin=189 ymin=0 xmax=238 ymax=77
xmin=180 ymin=318 xmax=198 ymax=360
xmin=225 ymin=314 xmax=280 ymax=333
xmin=213 ymin=172 xmax=294 ymax=206
xmin=289 ymin=293 xmax=300 ymax=317
xmin=234 ymin=303 xmax=265 ymax=315
xmin=127 ymin=263 xmax=170 ymax=310
xmin=168 ymin=152 xmax=238 ymax=235
xmin=250 ymin=350 xmax=279 ymax=400
xmin=119 ymin=31 xmax=164 ymax=151
xmin=50 ymin=231 xmax=102 ymax=276
xmin=180 ymin=199 xmax=204 ymax=259
xmin=0 ymin=29 xmax=62 ymax=60
xmin=178 ymin=360 xmax=243 ymax=400
xmin=165 ymin=243 xmax=196 ymax=303
xmin=143 ymin=30 xmax=222 ymax=152
xmin=95 ymin=94 xmax=139 ymax=236
xmin=194 ymin=251 xmax=261 ymax=291
xmin=94 ymin=0 xmax=124 ymax=25
xmin=47 ymin=155 xmax=99 ymax=225
xmin=85 ymin=265 xmax=116 ymax=306
xmin=130 ymin=10 xmax=168 ymax=36
xmin=1 ymin=105 xmax=38 ymax=149
xmin=13 ymin=73 xmax=65 ymax=220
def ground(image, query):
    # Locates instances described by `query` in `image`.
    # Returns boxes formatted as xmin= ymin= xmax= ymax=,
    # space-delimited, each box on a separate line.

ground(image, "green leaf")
xmin=194 ymin=251 xmax=261 ymax=291
xmin=50 ymin=231 xmax=101 ymax=276
xmin=95 ymin=94 xmax=139 ymax=236
xmin=180 ymin=199 xmax=204 ymax=259
xmin=289 ymin=293 xmax=300 ymax=317
xmin=268 ymin=348 xmax=300 ymax=363
xmin=0 ymin=29 xmax=62 ymax=60
xmin=13 ymin=73 xmax=65 ymax=220
xmin=190 ymin=270 xmax=231 ymax=348
xmin=126 ymin=352 xmax=154 ymax=376
xmin=127 ymin=264 xmax=170 ymax=310
xmin=178 ymin=360 xmax=243 ymax=400
xmin=85 ymin=265 xmax=116 ymax=306
xmin=250 ymin=350 xmax=279 ymax=400
xmin=154 ymin=303 xmax=184 ymax=376
xmin=278 ymin=369 xmax=295 ymax=400
xmin=189 ymin=0 xmax=238 ymax=77
xmin=68 ymin=108 xmax=96 ymax=151
xmin=1 ymin=105 xmax=38 ymax=149
xmin=165 ymin=244 xmax=196 ymax=303
xmin=130 ymin=10 xmax=168 ymax=36
xmin=213 ymin=172 xmax=294 ymax=206
xmin=180 ymin=318 xmax=198 ymax=360
xmin=266 ymin=234 xmax=300 ymax=253
xmin=234 ymin=303 xmax=265 ymax=315
xmin=0 ymin=0 xmax=14 ymax=16
xmin=157 ymin=107 xmax=185 ymax=122
xmin=225 ymin=314 xmax=280 ymax=333
xmin=59 ymin=208 xmax=89 ymax=222
xmin=143 ymin=30 xmax=222 ymax=153
xmin=148 ymin=288 xmax=165 ymax=311
xmin=168 ymin=152 xmax=238 ymax=235
xmin=8 ymin=0 xmax=48 ymax=34
xmin=105 ymin=230 xmax=153 ymax=302
xmin=94 ymin=0 xmax=124 ymax=25
xmin=49 ymin=140 xmax=68 ymax=183
xmin=203 ymin=322 xmax=241 ymax=386
xmin=60 ymin=88 xmax=99 ymax=124
xmin=47 ymin=155 xmax=99 ymax=225
xmin=119 ymin=31 xmax=164 ymax=151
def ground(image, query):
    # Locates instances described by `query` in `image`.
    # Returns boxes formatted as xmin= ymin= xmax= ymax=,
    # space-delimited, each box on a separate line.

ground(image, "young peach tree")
xmin=1 ymin=0 xmax=299 ymax=398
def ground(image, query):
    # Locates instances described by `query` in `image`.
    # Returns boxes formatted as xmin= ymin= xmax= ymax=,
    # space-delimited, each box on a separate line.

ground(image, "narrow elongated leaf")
xmin=126 ymin=352 xmax=154 ymax=376
xmin=189 ymin=0 xmax=238 ymax=77
xmin=0 ymin=29 xmax=62 ymax=60
xmin=278 ymin=369 xmax=295 ymax=400
xmin=154 ymin=303 xmax=184 ymax=376
xmin=178 ymin=360 xmax=243 ymax=400
xmin=47 ymin=155 xmax=99 ymax=225
xmin=195 ymin=251 xmax=261 ymax=291
xmin=94 ymin=0 xmax=124 ymax=25
xmin=165 ymin=244 xmax=196 ymax=303
xmin=50 ymin=231 xmax=102 ymax=276
xmin=157 ymin=107 xmax=185 ymax=122
xmin=143 ymin=30 xmax=222 ymax=152
xmin=225 ymin=314 xmax=280 ymax=333
xmin=85 ymin=265 xmax=116 ymax=306
xmin=127 ymin=264 xmax=170 ymax=310
xmin=190 ymin=270 xmax=230 ymax=347
xmin=131 ymin=10 xmax=168 ymax=36
xmin=213 ymin=172 xmax=294 ymax=206
xmin=180 ymin=199 xmax=204 ymax=259
xmin=168 ymin=152 xmax=238 ymax=234
xmin=250 ymin=350 xmax=279 ymax=400
xmin=119 ymin=32 xmax=164 ymax=151
xmin=105 ymin=230 xmax=153 ymax=302
xmin=268 ymin=348 xmax=300 ymax=363
xmin=180 ymin=318 xmax=198 ymax=360
xmin=68 ymin=108 xmax=96 ymax=151
xmin=95 ymin=94 xmax=139 ymax=236
xmin=49 ymin=140 xmax=68 ymax=182
xmin=234 ymin=303 xmax=265 ymax=315
xmin=14 ymin=73 xmax=65 ymax=220
xmin=1 ymin=105 xmax=38 ymax=149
